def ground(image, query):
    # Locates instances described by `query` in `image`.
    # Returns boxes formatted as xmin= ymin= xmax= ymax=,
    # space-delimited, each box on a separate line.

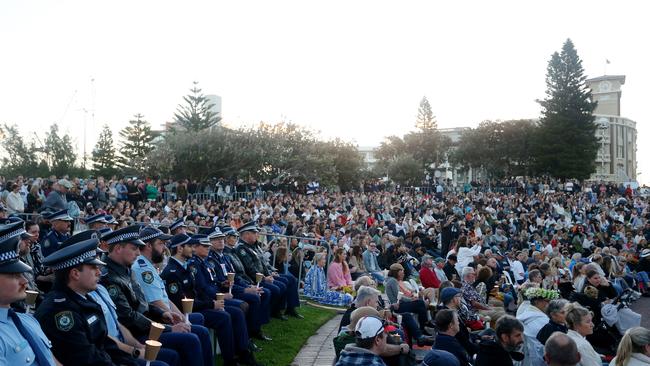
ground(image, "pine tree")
xmin=92 ymin=125 xmax=119 ymax=177
xmin=173 ymin=81 xmax=221 ymax=132
xmin=535 ymin=39 xmax=599 ymax=180
xmin=118 ymin=114 xmax=155 ymax=174
xmin=415 ymin=96 xmax=437 ymax=131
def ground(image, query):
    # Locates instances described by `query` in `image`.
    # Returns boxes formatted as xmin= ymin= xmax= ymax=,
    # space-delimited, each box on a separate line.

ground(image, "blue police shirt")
xmin=0 ymin=307 xmax=56 ymax=366
xmin=131 ymin=255 xmax=171 ymax=308
xmin=89 ymin=284 xmax=123 ymax=341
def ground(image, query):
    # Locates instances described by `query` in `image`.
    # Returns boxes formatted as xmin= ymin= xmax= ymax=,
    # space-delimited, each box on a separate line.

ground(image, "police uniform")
xmin=203 ymin=228 xmax=272 ymax=336
xmin=235 ymin=222 xmax=301 ymax=318
xmin=0 ymin=222 xmax=56 ymax=366
xmin=84 ymin=213 xmax=108 ymax=230
xmin=40 ymin=210 xmax=73 ymax=258
xmin=162 ymin=234 xmax=255 ymax=366
xmin=169 ymin=218 xmax=187 ymax=235
xmin=35 ymin=235 xmax=137 ymax=366
xmin=100 ymin=226 xmax=209 ymax=366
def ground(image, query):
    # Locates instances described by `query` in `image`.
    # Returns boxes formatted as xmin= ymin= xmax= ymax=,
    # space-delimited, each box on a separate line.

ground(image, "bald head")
xmin=544 ymin=332 xmax=580 ymax=366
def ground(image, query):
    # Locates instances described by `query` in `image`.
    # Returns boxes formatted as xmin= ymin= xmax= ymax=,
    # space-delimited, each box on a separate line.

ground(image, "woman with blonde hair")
xmin=610 ymin=327 xmax=650 ymax=366
xmin=565 ymin=303 xmax=602 ymax=366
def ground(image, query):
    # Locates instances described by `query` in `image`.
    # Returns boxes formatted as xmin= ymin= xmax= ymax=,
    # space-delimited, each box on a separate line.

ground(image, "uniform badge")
xmin=169 ymin=283 xmax=179 ymax=294
xmin=142 ymin=271 xmax=154 ymax=284
xmin=55 ymin=311 xmax=74 ymax=332
xmin=108 ymin=285 xmax=119 ymax=297
xmin=190 ymin=266 xmax=197 ymax=275
xmin=238 ymin=249 xmax=247 ymax=257
xmin=43 ymin=240 xmax=50 ymax=248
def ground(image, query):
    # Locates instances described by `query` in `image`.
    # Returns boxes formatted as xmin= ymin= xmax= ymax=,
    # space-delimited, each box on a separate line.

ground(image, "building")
xmin=586 ymin=75 xmax=637 ymax=182
xmin=358 ymin=146 xmax=379 ymax=171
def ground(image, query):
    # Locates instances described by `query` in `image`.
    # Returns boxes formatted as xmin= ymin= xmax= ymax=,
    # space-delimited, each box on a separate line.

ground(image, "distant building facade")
xmin=586 ymin=75 xmax=637 ymax=182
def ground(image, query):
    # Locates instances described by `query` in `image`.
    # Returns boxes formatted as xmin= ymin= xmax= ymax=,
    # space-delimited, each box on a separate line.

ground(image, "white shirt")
xmin=455 ymin=244 xmax=482 ymax=273
xmin=512 ymin=260 xmax=525 ymax=281
xmin=567 ymin=329 xmax=602 ymax=366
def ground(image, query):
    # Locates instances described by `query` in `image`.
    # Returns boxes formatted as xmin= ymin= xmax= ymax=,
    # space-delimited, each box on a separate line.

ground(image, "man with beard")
xmin=475 ymin=315 xmax=525 ymax=366
xmin=0 ymin=221 xmax=58 ymax=366
xmin=102 ymin=226 xmax=210 ymax=366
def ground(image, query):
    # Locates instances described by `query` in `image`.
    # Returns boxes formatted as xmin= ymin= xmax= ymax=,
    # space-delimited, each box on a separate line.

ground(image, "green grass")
xmin=215 ymin=304 xmax=338 ymax=366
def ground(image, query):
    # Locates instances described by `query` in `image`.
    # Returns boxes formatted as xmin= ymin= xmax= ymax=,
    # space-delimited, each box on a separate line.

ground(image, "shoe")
xmin=252 ymin=332 xmax=272 ymax=341
xmin=238 ymin=350 xmax=264 ymax=366
xmin=416 ymin=335 xmax=435 ymax=347
xmin=249 ymin=342 xmax=262 ymax=352
xmin=286 ymin=310 xmax=304 ymax=319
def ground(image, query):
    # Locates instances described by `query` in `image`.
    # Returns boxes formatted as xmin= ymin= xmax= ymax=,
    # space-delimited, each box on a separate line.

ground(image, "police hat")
xmin=0 ymin=223 xmax=31 ymax=273
xmin=237 ymin=221 xmax=258 ymax=234
xmin=220 ymin=226 xmax=239 ymax=237
xmin=191 ymin=234 xmax=211 ymax=246
xmin=104 ymin=215 xmax=118 ymax=225
xmin=169 ymin=218 xmax=187 ymax=232
xmin=43 ymin=237 xmax=105 ymax=271
xmin=169 ymin=233 xmax=191 ymax=249
xmin=59 ymin=230 xmax=102 ymax=251
xmin=139 ymin=226 xmax=173 ymax=243
xmin=207 ymin=227 xmax=225 ymax=239
xmin=84 ymin=213 xmax=108 ymax=226
xmin=44 ymin=209 xmax=73 ymax=222
xmin=102 ymin=225 xmax=145 ymax=247
xmin=98 ymin=227 xmax=113 ymax=239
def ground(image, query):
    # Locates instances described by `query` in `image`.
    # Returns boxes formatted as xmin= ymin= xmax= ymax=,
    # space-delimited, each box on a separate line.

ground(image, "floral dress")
xmin=304 ymin=265 xmax=353 ymax=307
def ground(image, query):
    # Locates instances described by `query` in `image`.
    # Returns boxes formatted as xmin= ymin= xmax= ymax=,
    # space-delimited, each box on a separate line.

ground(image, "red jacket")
xmin=419 ymin=266 xmax=440 ymax=288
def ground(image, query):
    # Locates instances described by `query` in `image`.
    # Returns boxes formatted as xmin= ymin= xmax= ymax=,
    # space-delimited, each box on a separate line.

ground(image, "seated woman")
xmin=610 ymin=327 xmax=650 ymax=366
xmin=536 ymin=298 xmax=569 ymax=345
xmin=305 ymin=252 xmax=353 ymax=306
xmin=385 ymin=263 xmax=433 ymax=339
xmin=327 ymin=248 xmax=354 ymax=293
xmin=565 ymin=303 xmax=603 ymax=366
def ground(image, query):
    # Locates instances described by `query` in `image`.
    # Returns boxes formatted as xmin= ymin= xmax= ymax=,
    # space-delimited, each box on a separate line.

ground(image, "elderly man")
xmin=419 ymin=255 xmax=441 ymax=289
xmin=543 ymin=332 xmax=581 ymax=366
xmin=433 ymin=257 xmax=449 ymax=282
xmin=41 ymin=179 xmax=71 ymax=212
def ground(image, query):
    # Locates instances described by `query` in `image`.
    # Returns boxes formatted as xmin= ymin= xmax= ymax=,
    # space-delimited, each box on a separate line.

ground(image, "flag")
xmin=606 ymin=59 xmax=611 ymax=64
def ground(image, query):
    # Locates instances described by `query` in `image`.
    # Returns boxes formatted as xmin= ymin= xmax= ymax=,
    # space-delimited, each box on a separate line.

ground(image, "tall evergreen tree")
xmin=173 ymin=81 xmax=221 ymax=132
xmin=118 ymin=114 xmax=155 ymax=174
xmin=415 ymin=96 xmax=437 ymax=131
xmin=92 ymin=125 xmax=119 ymax=177
xmin=535 ymin=39 xmax=599 ymax=180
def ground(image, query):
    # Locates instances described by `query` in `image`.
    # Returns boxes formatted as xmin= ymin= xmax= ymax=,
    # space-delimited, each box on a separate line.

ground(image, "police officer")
xmin=101 ymin=226 xmax=209 ymax=366
xmin=35 ymin=234 xmax=138 ymax=365
xmin=235 ymin=221 xmax=302 ymax=319
xmin=203 ymin=227 xmax=272 ymax=341
xmin=104 ymin=215 xmax=119 ymax=231
xmin=222 ymin=226 xmax=254 ymax=283
xmin=0 ymin=221 xmax=57 ymax=366
xmin=58 ymin=230 xmax=177 ymax=366
xmin=84 ymin=213 xmax=109 ymax=231
xmin=169 ymin=218 xmax=187 ymax=235
xmin=162 ymin=233 xmax=261 ymax=366
xmin=40 ymin=209 xmax=73 ymax=257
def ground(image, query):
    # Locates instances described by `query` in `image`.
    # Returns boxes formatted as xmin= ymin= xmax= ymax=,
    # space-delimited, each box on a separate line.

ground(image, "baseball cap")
xmin=354 ymin=316 xmax=384 ymax=339
xmin=440 ymin=287 xmax=461 ymax=304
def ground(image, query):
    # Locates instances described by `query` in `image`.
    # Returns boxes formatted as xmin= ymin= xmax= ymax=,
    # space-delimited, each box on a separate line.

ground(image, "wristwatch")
xmin=132 ymin=347 xmax=141 ymax=358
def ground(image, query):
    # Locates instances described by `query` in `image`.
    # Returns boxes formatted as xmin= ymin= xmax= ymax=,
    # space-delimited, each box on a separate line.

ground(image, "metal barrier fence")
xmin=159 ymin=191 xmax=268 ymax=203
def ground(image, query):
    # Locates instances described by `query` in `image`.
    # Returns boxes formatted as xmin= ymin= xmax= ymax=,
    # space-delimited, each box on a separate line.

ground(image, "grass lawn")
xmin=216 ymin=304 xmax=338 ymax=366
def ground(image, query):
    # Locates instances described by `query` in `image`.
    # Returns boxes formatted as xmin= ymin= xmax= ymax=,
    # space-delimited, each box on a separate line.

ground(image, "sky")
xmin=1 ymin=0 xmax=648 ymax=182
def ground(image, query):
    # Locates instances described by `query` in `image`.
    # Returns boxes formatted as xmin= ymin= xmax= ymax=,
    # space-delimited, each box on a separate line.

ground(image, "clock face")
xmin=599 ymin=81 xmax=612 ymax=92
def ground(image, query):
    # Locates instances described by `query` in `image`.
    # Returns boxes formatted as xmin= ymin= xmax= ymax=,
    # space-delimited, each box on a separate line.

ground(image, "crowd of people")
xmin=1 ymin=173 xmax=650 ymax=366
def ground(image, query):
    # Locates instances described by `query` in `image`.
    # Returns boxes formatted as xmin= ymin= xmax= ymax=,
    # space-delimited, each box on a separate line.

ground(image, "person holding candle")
xmin=195 ymin=228 xmax=273 ymax=342
xmin=0 ymin=221 xmax=58 ymax=366
xmin=101 ymin=226 xmax=210 ymax=366
xmin=162 ymin=233 xmax=262 ymax=366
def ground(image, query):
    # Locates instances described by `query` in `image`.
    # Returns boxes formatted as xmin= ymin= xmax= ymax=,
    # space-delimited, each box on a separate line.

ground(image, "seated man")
xmin=432 ymin=309 xmax=470 ymax=366
xmin=336 ymin=316 xmax=390 ymax=366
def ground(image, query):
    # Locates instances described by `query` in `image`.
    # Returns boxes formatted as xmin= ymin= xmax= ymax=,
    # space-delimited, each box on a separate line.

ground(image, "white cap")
xmin=354 ymin=316 xmax=384 ymax=339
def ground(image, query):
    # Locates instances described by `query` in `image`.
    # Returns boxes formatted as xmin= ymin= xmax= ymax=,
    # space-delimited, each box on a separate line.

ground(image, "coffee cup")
xmin=144 ymin=340 xmax=162 ymax=361
xmin=148 ymin=322 xmax=164 ymax=341
xmin=181 ymin=298 xmax=194 ymax=314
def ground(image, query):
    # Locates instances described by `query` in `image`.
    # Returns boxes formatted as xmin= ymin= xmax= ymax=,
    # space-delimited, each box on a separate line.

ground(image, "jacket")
xmin=335 ymin=345 xmax=387 ymax=366
xmin=434 ymin=333 xmax=470 ymax=366
xmin=475 ymin=337 xmax=514 ymax=366
xmin=610 ymin=353 xmax=650 ymax=366
xmin=516 ymin=305 xmax=549 ymax=339
xmin=160 ymin=257 xmax=213 ymax=312
xmin=35 ymin=284 xmax=136 ymax=366
xmin=100 ymin=256 xmax=166 ymax=338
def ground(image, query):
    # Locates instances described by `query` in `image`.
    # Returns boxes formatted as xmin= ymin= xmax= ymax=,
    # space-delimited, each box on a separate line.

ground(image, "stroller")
xmin=600 ymin=288 xmax=642 ymax=335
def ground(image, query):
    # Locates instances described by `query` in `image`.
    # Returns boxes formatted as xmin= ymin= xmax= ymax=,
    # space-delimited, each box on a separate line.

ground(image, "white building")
xmin=586 ymin=75 xmax=637 ymax=182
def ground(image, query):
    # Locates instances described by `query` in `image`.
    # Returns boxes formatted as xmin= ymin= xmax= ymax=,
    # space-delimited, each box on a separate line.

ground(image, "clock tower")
xmin=585 ymin=75 xmax=626 ymax=116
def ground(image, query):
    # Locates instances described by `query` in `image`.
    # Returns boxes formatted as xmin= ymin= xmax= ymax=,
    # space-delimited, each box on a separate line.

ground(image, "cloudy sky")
xmin=1 ymin=1 xmax=648 ymax=182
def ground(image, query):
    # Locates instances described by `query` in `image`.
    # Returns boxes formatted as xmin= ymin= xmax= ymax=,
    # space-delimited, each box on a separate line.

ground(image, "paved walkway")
xmin=291 ymin=314 xmax=342 ymax=366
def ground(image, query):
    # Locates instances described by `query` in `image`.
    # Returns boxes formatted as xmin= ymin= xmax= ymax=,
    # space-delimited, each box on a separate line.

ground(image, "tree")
xmin=0 ymin=123 xmax=39 ymax=176
xmin=173 ymin=81 xmax=221 ymax=132
xmin=119 ymin=114 xmax=155 ymax=174
xmin=92 ymin=125 xmax=119 ymax=177
xmin=534 ymin=39 xmax=599 ymax=180
xmin=387 ymin=155 xmax=423 ymax=186
xmin=415 ymin=96 xmax=437 ymax=131
xmin=43 ymin=124 xmax=77 ymax=177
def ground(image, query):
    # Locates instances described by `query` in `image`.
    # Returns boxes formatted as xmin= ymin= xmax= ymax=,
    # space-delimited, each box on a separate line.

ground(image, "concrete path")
xmin=291 ymin=314 xmax=342 ymax=366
